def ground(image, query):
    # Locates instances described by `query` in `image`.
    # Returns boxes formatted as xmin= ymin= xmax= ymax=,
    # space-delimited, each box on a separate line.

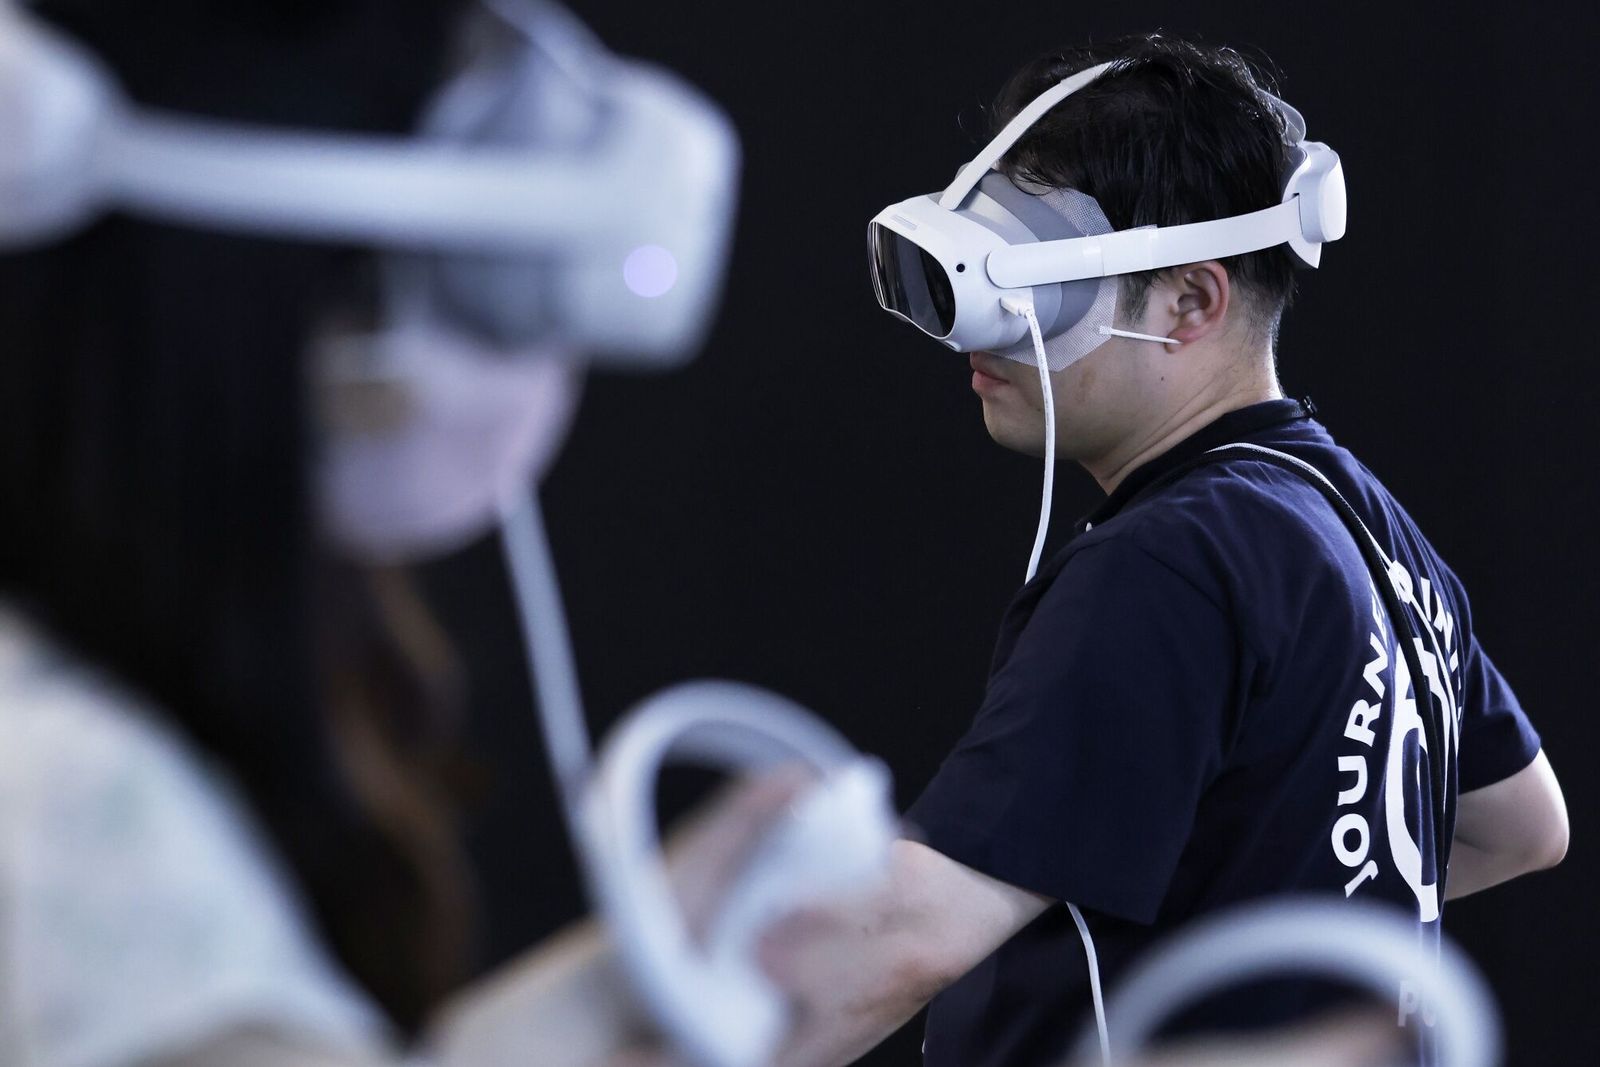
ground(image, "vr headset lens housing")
xmin=868 ymin=222 xmax=957 ymax=338
xmin=868 ymin=172 xmax=1119 ymax=371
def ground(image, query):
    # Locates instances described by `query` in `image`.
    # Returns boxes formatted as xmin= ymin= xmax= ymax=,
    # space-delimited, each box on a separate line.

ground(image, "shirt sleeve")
xmin=1454 ymin=635 xmax=1541 ymax=792
xmin=0 ymin=661 xmax=393 ymax=1067
xmin=904 ymin=534 xmax=1238 ymax=925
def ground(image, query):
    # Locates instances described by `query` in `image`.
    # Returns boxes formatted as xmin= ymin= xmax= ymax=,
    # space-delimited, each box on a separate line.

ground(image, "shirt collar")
xmin=1083 ymin=397 xmax=1315 ymax=529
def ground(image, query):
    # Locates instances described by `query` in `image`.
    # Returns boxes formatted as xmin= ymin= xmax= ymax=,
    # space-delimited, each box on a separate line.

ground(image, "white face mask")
xmin=314 ymin=319 xmax=582 ymax=564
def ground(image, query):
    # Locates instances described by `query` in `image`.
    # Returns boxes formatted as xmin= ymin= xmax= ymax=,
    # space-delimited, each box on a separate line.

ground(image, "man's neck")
xmin=1085 ymin=376 xmax=1284 ymax=494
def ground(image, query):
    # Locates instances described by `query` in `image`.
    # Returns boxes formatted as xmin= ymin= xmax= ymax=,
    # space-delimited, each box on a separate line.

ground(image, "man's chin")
xmin=980 ymin=406 xmax=1048 ymax=459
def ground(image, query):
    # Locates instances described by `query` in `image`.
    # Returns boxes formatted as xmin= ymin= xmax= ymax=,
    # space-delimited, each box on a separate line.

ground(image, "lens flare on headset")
xmin=624 ymin=245 xmax=679 ymax=298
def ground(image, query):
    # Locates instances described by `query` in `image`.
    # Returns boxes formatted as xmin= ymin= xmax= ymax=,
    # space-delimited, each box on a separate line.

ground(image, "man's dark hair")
xmin=992 ymin=35 xmax=1301 ymax=346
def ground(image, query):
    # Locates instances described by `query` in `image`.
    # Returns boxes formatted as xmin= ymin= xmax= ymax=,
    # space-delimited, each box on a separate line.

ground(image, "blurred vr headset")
xmin=868 ymin=60 xmax=1345 ymax=366
xmin=0 ymin=0 xmax=740 ymax=366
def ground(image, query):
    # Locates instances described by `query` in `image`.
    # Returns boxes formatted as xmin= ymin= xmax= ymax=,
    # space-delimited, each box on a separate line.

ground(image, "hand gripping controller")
xmin=579 ymin=681 xmax=897 ymax=1067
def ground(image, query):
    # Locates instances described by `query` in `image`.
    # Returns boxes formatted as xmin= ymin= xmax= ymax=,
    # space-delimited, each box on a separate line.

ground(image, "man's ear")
xmin=1162 ymin=261 xmax=1231 ymax=345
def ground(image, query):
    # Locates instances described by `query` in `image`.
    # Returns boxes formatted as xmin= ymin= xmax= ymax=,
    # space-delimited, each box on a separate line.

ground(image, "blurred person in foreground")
xmin=0 ymin=1 xmax=779 ymax=1065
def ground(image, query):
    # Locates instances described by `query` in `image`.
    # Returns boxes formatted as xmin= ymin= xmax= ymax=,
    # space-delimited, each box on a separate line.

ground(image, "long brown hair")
xmin=0 ymin=0 xmax=477 ymax=1032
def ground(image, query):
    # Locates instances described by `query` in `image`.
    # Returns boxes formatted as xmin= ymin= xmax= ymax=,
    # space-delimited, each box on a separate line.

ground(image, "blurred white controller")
xmin=706 ymin=758 xmax=897 ymax=973
xmin=578 ymin=683 xmax=897 ymax=1067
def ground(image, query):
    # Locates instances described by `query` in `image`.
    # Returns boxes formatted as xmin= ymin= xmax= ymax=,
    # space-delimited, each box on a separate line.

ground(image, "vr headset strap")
xmin=986 ymin=200 xmax=1304 ymax=288
xmin=1128 ymin=444 xmax=1457 ymax=902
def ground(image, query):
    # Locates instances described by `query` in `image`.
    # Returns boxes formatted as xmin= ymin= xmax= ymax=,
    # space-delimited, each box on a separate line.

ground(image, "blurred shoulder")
xmin=0 ymin=603 xmax=389 ymax=1067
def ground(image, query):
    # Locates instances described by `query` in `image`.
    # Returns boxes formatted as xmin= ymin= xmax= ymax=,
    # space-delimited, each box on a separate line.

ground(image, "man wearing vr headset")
xmin=764 ymin=37 xmax=1568 ymax=1067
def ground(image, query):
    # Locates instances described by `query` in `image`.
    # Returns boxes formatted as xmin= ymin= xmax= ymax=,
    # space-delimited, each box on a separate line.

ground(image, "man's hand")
xmin=417 ymin=772 xmax=811 ymax=1067
xmin=1446 ymin=749 xmax=1567 ymax=900
xmin=757 ymin=839 xmax=1050 ymax=1067
xmin=663 ymin=767 xmax=815 ymax=937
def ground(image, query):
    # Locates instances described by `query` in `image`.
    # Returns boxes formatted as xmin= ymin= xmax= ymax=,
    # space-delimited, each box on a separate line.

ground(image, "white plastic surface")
xmin=870 ymin=194 xmax=1026 ymax=353
xmin=939 ymin=61 xmax=1116 ymax=210
xmin=986 ymin=200 xmax=1305 ymax=289
xmin=874 ymin=60 xmax=1344 ymax=359
xmin=706 ymin=761 xmax=897 ymax=964
xmin=1076 ymin=898 xmax=1500 ymax=1067
xmin=0 ymin=2 xmax=112 ymax=245
xmin=500 ymin=486 xmax=897 ymax=1067
xmin=0 ymin=0 xmax=740 ymax=365
xmin=1284 ymin=146 xmax=1347 ymax=266
xmin=579 ymin=688 xmax=897 ymax=1067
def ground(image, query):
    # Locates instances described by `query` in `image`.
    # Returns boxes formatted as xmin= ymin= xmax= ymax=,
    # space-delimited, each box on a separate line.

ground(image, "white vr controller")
xmin=1085 ymin=897 xmax=1502 ymax=1067
xmin=503 ymin=497 xmax=1501 ymax=1067
xmin=501 ymin=491 xmax=897 ymax=1067
xmin=580 ymin=682 xmax=898 ymax=1067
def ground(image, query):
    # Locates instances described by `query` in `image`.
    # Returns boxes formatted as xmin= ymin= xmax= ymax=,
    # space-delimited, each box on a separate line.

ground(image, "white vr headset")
xmin=868 ymin=60 xmax=1346 ymax=358
xmin=0 ymin=0 xmax=740 ymax=365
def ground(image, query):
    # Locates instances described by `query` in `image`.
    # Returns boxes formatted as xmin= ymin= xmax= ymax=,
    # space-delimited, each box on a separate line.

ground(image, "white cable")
xmin=1206 ymin=441 xmax=1460 ymax=911
xmin=999 ymin=295 xmax=1109 ymax=1066
xmin=938 ymin=62 xmax=1117 ymax=210
xmin=1068 ymin=903 xmax=1111 ymax=1066
xmin=1026 ymin=330 xmax=1056 ymax=584
xmin=999 ymin=296 xmax=1056 ymax=584
xmin=498 ymin=486 xmax=594 ymax=842
xmin=1096 ymin=324 xmax=1179 ymax=346
xmin=497 ymin=481 xmax=898 ymax=1067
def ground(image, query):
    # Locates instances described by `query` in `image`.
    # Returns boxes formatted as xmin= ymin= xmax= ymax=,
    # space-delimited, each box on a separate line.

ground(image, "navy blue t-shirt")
xmin=907 ymin=399 xmax=1540 ymax=1067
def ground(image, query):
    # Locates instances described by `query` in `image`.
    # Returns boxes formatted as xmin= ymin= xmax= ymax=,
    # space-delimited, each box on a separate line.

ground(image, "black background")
xmin=420 ymin=2 xmax=1600 ymax=1063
